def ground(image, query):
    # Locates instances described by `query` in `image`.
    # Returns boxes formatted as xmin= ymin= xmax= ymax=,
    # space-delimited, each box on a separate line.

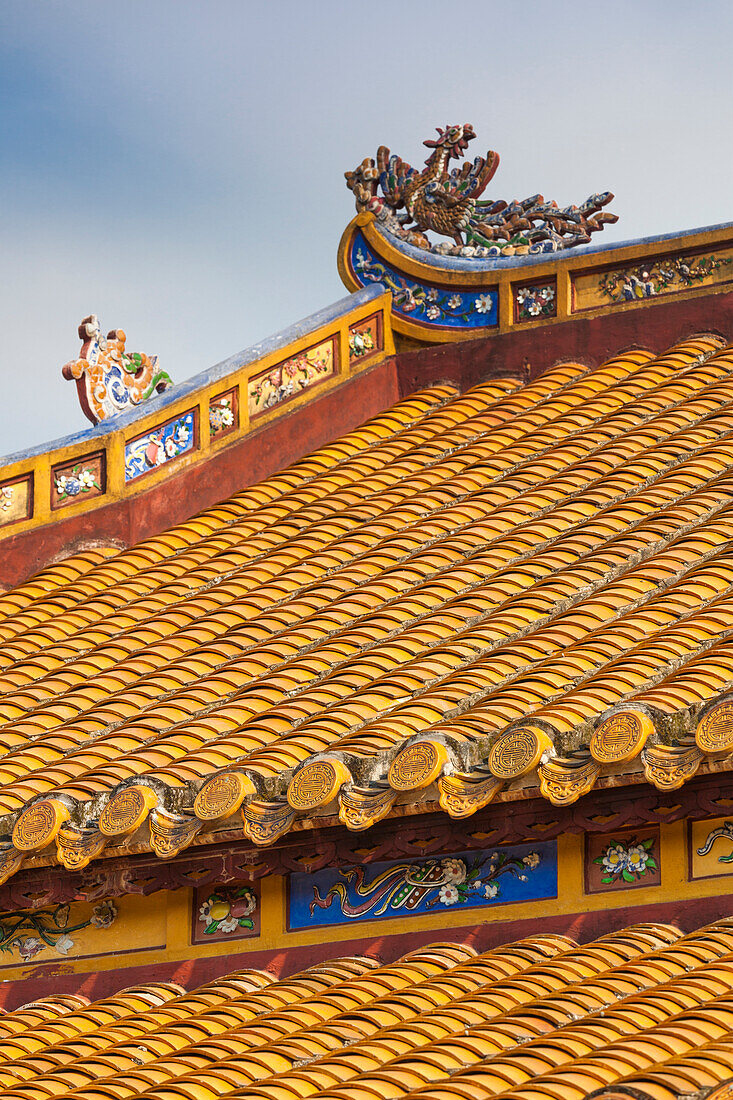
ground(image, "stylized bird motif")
xmin=347 ymin=124 xmax=618 ymax=254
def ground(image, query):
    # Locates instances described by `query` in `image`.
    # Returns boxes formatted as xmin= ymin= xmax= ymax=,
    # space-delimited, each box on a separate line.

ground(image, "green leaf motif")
xmin=622 ymin=870 xmax=635 ymax=882
xmin=601 ymin=876 xmax=613 ymax=884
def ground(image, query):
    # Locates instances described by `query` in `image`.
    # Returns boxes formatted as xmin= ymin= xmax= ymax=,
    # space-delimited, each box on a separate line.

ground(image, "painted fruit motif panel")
xmin=288 ymin=840 xmax=556 ymax=930
xmin=191 ymin=882 xmax=259 ymax=944
xmin=124 ymin=410 xmax=197 ymax=482
xmin=585 ymin=828 xmax=660 ymax=893
xmin=51 ymin=452 xmax=105 ymax=509
xmin=348 ymin=313 xmax=383 ymax=366
xmin=247 ymin=337 xmax=336 ymax=420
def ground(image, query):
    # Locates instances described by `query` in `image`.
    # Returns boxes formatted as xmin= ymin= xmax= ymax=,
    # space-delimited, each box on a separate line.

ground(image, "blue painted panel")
xmin=350 ymin=232 xmax=497 ymax=330
xmin=124 ymin=410 xmax=196 ymax=482
xmin=288 ymin=840 xmax=557 ymax=930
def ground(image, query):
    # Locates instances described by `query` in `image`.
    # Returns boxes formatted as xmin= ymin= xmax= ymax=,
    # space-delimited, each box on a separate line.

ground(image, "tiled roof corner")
xmin=3 ymin=334 xmax=733 ymax=877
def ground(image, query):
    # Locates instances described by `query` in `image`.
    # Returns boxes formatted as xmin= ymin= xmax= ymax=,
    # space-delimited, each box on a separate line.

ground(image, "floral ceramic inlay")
xmin=54 ymin=465 xmax=101 ymax=501
xmin=516 ymin=283 xmax=556 ymax=320
xmin=248 ymin=338 xmax=335 ymax=419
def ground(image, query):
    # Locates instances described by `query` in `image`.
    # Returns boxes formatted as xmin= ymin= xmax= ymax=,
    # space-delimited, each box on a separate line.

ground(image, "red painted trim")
xmin=0 ymin=362 xmax=400 ymax=589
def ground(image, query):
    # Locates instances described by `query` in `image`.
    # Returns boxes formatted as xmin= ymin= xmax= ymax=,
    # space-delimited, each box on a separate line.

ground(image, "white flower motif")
xmin=528 ymin=301 xmax=543 ymax=316
xmin=522 ymin=852 xmax=540 ymax=869
xmin=541 ymin=286 xmax=555 ymax=301
xmin=198 ymin=902 xmax=212 ymax=924
xmin=221 ymin=408 xmax=234 ymax=426
xmin=441 ymin=858 xmax=467 ymax=885
xmin=474 ymin=294 xmax=493 ymax=314
xmin=425 ymin=304 xmax=441 ymax=321
xmin=438 ymin=884 xmax=460 ymax=906
xmin=602 ymin=844 xmax=627 ymax=875
xmin=626 ymin=845 xmax=650 ymax=875
xmin=448 ymin=294 xmax=462 ymax=309
xmin=79 ymin=469 xmax=95 ymax=488
xmin=426 ymin=288 xmax=439 ymax=302
xmin=516 ymin=288 xmax=531 ymax=303
xmin=55 ymin=934 xmax=74 ymax=955
xmin=1 ymin=486 xmax=13 ymax=510
xmin=483 ymin=883 xmax=499 ymax=899
xmin=55 ymin=476 xmax=68 ymax=494
xmin=219 ymin=916 xmax=239 ymax=933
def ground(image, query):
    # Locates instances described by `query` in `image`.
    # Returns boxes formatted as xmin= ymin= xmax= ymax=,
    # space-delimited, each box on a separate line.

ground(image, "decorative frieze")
xmin=124 ymin=409 xmax=197 ymax=482
xmin=288 ymin=840 xmax=556 ymax=929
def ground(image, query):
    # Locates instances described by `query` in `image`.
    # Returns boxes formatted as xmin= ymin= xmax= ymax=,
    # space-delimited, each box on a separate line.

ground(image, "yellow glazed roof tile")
xmin=5 ymin=922 xmax=733 ymax=1100
xmin=7 ymin=339 xmax=733 ymax=863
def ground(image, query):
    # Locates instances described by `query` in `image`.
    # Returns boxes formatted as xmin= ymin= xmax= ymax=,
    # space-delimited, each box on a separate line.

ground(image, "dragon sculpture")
xmin=346 ymin=123 xmax=618 ymax=255
xmin=62 ymin=315 xmax=172 ymax=425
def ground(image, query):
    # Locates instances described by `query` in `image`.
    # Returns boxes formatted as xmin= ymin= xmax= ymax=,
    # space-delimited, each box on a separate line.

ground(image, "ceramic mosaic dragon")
xmin=346 ymin=123 xmax=618 ymax=255
xmin=62 ymin=315 xmax=173 ymax=424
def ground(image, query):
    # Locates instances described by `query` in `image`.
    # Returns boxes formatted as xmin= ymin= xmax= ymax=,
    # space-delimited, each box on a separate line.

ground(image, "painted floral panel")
xmin=51 ymin=452 xmax=105 ymax=509
xmin=348 ymin=314 xmax=383 ymax=365
xmin=0 ymin=475 xmax=32 ymax=526
xmin=124 ymin=410 xmax=197 ymax=482
xmin=209 ymin=388 xmax=238 ymax=441
xmin=350 ymin=232 xmax=498 ymax=328
xmin=585 ymin=828 xmax=660 ymax=893
xmin=248 ymin=338 xmax=336 ymax=420
xmin=515 ymin=282 xmax=557 ymax=321
xmin=192 ymin=882 xmax=259 ymax=944
xmin=288 ymin=840 xmax=556 ymax=929
xmin=0 ymin=899 xmax=117 ymax=968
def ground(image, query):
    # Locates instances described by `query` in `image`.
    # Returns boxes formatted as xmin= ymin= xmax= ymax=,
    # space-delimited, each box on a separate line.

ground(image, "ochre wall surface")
xmin=2 ymin=815 xmax=733 ymax=1009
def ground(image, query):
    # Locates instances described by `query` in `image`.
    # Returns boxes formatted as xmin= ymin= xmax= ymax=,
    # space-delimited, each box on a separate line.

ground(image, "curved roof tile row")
xmin=3 ymin=922 xmax=733 ymax=1098
xmin=5 ymin=339 xmax=733 ymax=870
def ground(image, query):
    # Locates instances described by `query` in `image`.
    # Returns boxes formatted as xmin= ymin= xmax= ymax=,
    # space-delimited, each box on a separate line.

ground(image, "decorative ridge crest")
xmin=62 ymin=315 xmax=173 ymax=425
xmin=346 ymin=123 xmax=618 ymax=258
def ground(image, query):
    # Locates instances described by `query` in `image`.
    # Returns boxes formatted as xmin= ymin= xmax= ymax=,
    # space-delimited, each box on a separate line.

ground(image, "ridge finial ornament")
xmin=62 ymin=315 xmax=173 ymax=424
xmin=346 ymin=124 xmax=618 ymax=256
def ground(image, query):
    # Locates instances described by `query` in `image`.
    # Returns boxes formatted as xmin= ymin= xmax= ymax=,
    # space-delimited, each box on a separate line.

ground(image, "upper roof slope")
xmin=3 ymin=334 xmax=733 ymax=876
xmin=1 ymin=920 xmax=733 ymax=1099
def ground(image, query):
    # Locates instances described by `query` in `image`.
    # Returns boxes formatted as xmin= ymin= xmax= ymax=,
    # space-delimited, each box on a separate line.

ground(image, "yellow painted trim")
xmin=338 ymin=213 xmax=733 ymax=344
xmin=3 ymin=815 xmax=732 ymax=985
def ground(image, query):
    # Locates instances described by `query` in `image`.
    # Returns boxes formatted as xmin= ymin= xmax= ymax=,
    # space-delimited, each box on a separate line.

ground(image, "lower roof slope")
xmin=3 ymin=335 xmax=733 ymax=873
xmin=1 ymin=920 xmax=733 ymax=1099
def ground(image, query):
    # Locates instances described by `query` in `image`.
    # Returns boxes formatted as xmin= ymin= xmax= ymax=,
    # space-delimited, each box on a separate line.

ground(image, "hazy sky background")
xmin=1 ymin=0 xmax=731 ymax=455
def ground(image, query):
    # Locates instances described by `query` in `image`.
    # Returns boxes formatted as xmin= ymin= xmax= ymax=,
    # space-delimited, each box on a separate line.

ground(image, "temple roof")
xmin=1 ymin=921 xmax=733 ymax=1099
xmin=4 ymin=334 xmax=733 ymax=876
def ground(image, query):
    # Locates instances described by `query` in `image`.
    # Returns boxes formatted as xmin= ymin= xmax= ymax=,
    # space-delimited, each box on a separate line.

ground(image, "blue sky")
xmin=1 ymin=0 xmax=731 ymax=455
